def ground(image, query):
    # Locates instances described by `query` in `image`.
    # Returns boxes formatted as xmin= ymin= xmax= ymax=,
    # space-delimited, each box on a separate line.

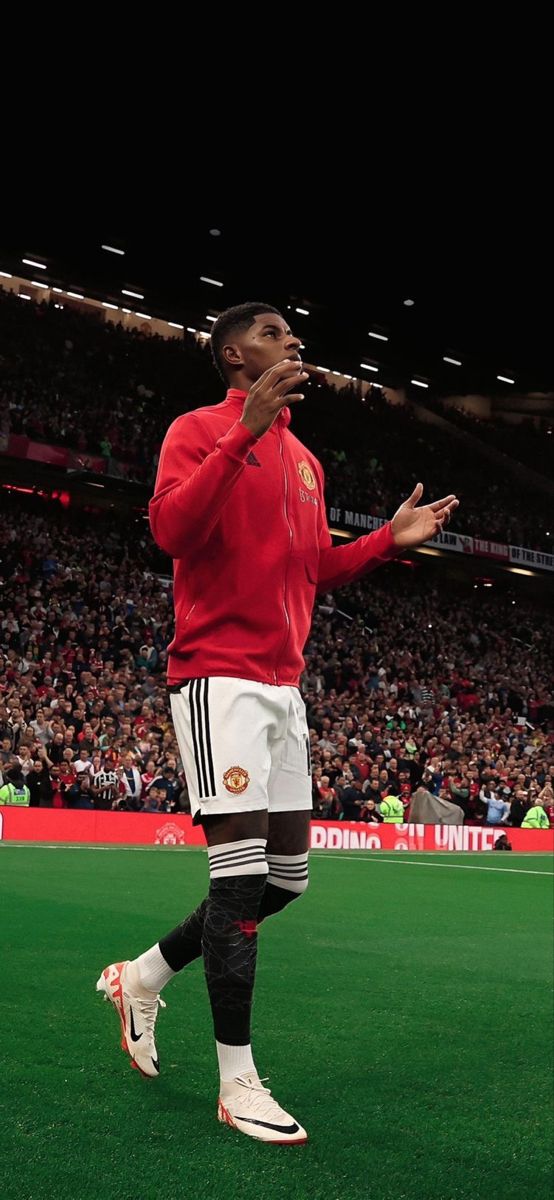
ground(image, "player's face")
xmin=231 ymin=314 xmax=303 ymax=384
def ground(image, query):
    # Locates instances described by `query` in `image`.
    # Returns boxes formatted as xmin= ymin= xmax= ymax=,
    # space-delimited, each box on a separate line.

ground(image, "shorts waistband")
xmin=168 ymin=679 xmax=191 ymax=694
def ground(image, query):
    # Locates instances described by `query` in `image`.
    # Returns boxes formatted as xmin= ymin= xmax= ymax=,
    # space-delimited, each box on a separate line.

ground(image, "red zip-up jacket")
xmin=150 ymin=388 xmax=400 ymax=686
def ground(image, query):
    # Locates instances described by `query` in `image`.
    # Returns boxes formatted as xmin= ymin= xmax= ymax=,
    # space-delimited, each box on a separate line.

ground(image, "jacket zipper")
xmin=274 ymin=428 xmax=292 ymax=684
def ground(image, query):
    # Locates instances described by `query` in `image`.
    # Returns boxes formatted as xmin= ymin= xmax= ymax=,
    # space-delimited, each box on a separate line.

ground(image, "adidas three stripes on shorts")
xmin=169 ymin=676 xmax=312 ymax=822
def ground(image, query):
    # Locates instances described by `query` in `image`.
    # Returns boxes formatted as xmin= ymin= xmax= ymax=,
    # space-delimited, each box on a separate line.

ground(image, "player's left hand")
xmin=391 ymin=482 xmax=459 ymax=549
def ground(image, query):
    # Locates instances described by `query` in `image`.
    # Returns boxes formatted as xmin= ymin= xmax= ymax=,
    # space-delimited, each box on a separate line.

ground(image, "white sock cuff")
xmin=207 ymin=838 xmax=268 ymax=880
xmin=133 ymin=945 xmax=176 ymax=993
xmin=266 ymin=851 xmax=309 ymax=893
xmin=216 ymin=1040 xmax=257 ymax=1083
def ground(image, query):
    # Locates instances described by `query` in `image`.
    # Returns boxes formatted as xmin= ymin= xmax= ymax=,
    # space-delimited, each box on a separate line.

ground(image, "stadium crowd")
xmin=427 ymin=398 xmax=553 ymax=480
xmin=0 ymin=495 xmax=552 ymax=828
xmin=1 ymin=288 xmax=552 ymax=551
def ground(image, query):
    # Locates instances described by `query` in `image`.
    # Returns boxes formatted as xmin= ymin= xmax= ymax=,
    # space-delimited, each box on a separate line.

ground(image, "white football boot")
xmin=96 ymin=960 xmax=165 ymax=1078
xmin=218 ymin=1071 xmax=308 ymax=1144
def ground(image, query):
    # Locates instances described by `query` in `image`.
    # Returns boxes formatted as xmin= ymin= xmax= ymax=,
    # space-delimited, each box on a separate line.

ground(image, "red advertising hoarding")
xmin=0 ymin=809 xmax=552 ymax=852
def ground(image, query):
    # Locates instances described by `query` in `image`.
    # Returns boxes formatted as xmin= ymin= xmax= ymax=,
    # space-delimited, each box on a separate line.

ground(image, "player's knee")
xmin=207 ymin=837 xmax=269 ymax=885
xmin=266 ymin=853 xmax=309 ymax=898
xmin=205 ymin=839 xmax=268 ymax=936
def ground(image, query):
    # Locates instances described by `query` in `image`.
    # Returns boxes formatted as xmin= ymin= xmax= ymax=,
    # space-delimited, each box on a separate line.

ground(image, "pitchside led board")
xmin=0 ymin=808 xmax=552 ymax=853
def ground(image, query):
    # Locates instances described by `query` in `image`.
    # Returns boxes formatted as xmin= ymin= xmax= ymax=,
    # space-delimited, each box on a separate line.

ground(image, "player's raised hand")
xmin=391 ymin=483 xmax=459 ymax=549
xmin=240 ymin=359 xmax=308 ymax=438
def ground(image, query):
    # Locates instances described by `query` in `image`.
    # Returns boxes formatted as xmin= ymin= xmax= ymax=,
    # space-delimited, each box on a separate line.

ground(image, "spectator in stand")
xmin=67 ymin=773 xmax=94 ymax=810
xmin=341 ymin=777 xmax=365 ymax=820
xmin=397 ymin=770 xmax=413 ymax=812
xmin=363 ymin=778 xmax=384 ymax=807
xmin=121 ymin=753 xmax=142 ymax=805
xmin=57 ymin=749 xmax=77 ymax=803
xmin=92 ymin=763 xmax=119 ymax=810
xmin=449 ymin=773 xmax=470 ymax=818
xmin=0 ymin=765 xmax=30 ymax=806
xmin=29 ymin=709 xmax=53 ymax=747
xmin=149 ymin=765 xmax=180 ymax=809
xmin=481 ymin=785 xmax=510 ymax=827
xmin=74 ymin=747 xmax=93 ymax=777
xmin=16 ymin=744 xmax=35 ymax=779
xmin=359 ymin=798 xmax=383 ymax=824
xmin=27 ymin=759 xmax=54 ymax=807
xmin=141 ymin=784 xmax=168 ymax=814
xmin=141 ymin=758 xmax=158 ymax=798
xmin=538 ymin=784 xmax=554 ymax=827
xmin=521 ymin=797 xmax=550 ymax=829
xmin=1 ymin=735 xmax=14 ymax=764
xmin=379 ymin=793 xmax=405 ymax=823
xmin=312 ymin=774 xmax=337 ymax=819
xmin=422 ymin=767 xmax=440 ymax=796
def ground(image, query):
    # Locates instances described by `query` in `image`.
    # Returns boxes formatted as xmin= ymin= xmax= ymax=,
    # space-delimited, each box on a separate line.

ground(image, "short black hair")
xmin=210 ymin=302 xmax=281 ymax=381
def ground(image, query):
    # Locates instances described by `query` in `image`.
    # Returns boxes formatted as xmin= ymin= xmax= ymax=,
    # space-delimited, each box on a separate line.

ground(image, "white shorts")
xmin=169 ymin=676 xmax=312 ymax=823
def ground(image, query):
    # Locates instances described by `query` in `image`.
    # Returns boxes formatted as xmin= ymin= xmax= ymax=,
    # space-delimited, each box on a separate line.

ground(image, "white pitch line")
xmin=311 ymin=854 xmax=553 ymax=876
xmin=0 ymin=845 xmax=552 ymax=875
xmin=0 ymin=843 xmax=198 ymax=852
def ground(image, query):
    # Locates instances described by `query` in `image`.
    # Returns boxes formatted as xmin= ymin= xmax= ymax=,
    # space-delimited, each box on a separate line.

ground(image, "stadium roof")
xmin=2 ymin=56 xmax=552 ymax=399
xmin=2 ymin=202 xmax=551 ymax=399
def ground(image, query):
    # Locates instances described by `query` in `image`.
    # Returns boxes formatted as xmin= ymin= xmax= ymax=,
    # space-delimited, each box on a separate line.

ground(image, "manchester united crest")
xmin=223 ymin=766 xmax=250 ymax=794
xmin=297 ymin=460 xmax=316 ymax=490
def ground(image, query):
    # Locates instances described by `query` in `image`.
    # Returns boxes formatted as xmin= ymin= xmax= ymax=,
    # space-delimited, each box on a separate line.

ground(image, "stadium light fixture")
xmin=168 ymin=321 xmax=184 ymax=329
xmin=497 ymin=375 xmax=515 ymax=384
xmin=200 ymin=276 xmax=224 ymax=287
xmin=443 ymin=356 xmax=462 ymax=366
xmin=136 ymin=312 xmax=151 ymax=320
xmin=360 ymin=363 xmax=379 ymax=372
xmin=206 ymin=315 xmax=217 ymax=322
xmin=295 ymin=307 xmax=309 ymax=315
xmin=52 ymin=287 xmax=63 ymax=294
xmin=411 ymin=379 xmax=429 ymax=388
xmin=186 ymin=327 xmax=197 ymax=333
xmin=31 ymin=280 xmax=48 ymax=289
xmin=19 ymin=293 xmax=31 ymax=300
xmin=368 ymin=331 xmax=388 ymax=341
xmin=66 ymin=292 xmax=84 ymax=299
xmin=122 ymin=289 xmax=144 ymax=299
xmin=403 ymin=298 xmax=415 ymax=306
xmin=102 ymin=244 xmax=125 ymax=255
xmin=102 ymin=301 xmax=119 ymax=310
xmin=22 ymin=258 xmax=46 ymax=269
xmin=0 ymin=270 xmax=12 ymax=278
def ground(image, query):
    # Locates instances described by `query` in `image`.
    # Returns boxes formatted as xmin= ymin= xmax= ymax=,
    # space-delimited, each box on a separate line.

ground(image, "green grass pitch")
xmin=1 ymin=846 xmax=552 ymax=1200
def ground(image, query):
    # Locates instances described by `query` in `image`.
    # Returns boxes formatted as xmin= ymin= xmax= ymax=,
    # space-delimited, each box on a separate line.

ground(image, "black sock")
xmin=157 ymin=878 xmax=299 ymax=974
xmin=202 ymin=874 xmax=266 ymax=1045
xmin=158 ymin=899 xmax=207 ymax=971
xmin=257 ymin=881 xmax=301 ymax=920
